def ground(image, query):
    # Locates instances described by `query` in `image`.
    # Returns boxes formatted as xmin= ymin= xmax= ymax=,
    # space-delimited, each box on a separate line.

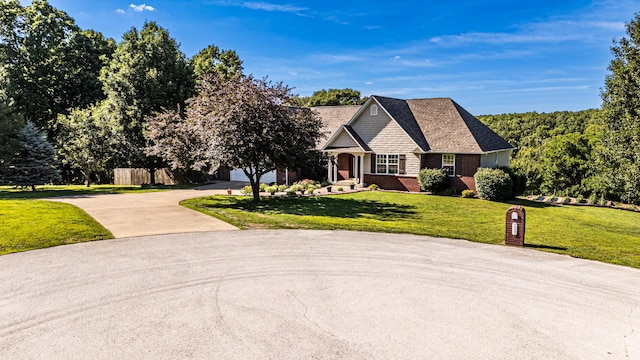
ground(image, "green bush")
xmin=240 ymin=185 xmax=253 ymax=195
xmin=368 ymin=184 xmax=380 ymax=190
xmin=337 ymin=187 xmax=344 ymax=192
xmin=266 ymin=185 xmax=278 ymax=195
xmin=286 ymin=189 xmax=297 ymax=196
xmin=259 ymin=183 xmax=267 ymax=192
xmin=461 ymin=189 xmax=475 ymax=198
xmin=474 ymin=168 xmax=513 ymax=200
xmin=307 ymin=188 xmax=314 ymax=194
xmin=498 ymin=166 xmax=526 ymax=196
xmin=277 ymin=185 xmax=287 ymax=192
xmin=417 ymin=168 xmax=448 ymax=192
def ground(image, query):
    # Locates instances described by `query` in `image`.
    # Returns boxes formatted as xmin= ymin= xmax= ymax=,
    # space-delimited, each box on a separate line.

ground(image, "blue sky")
xmin=42 ymin=0 xmax=639 ymax=114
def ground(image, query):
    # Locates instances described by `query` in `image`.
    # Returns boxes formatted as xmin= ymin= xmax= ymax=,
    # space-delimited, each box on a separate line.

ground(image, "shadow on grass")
xmin=525 ymin=244 xmax=568 ymax=251
xmin=201 ymin=195 xmax=418 ymax=221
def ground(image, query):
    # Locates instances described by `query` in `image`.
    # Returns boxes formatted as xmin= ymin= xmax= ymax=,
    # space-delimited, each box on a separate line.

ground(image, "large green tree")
xmin=191 ymin=45 xmax=243 ymax=80
xmin=0 ymin=101 xmax=24 ymax=170
xmin=0 ymin=0 xmax=113 ymax=139
xmin=148 ymin=74 xmax=323 ymax=202
xmin=100 ymin=21 xmax=195 ymax=182
xmin=600 ymin=14 xmax=640 ymax=204
xmin=299 ymin=88 xmax=368 ymax=106
xmin=57 ymin=102 xmax=124 ymax=187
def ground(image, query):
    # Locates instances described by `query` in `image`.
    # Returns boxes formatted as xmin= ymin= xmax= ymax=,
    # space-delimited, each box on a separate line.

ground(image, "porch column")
xmin=360 ymin=154 xmax=365 ymax=185
xmin=327 ymin=157 xmax=332 ymax=183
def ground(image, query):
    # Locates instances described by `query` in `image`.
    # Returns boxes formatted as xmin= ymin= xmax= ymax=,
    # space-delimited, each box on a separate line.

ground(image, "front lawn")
xmin=0 ymin=200 xmax=113 ymax=255
xmin=182 ymin=191 xmax=640 ymax=268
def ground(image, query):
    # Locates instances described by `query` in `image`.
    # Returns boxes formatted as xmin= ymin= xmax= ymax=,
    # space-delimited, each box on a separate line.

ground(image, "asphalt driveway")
xmin=1 ymin=230 xmax=638 ymax=359
xmin=49 ymin=182 xmax=246 ymax=238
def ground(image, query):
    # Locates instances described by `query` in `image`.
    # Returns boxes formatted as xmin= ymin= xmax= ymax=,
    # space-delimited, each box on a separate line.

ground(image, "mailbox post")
xmin=505 ymin=206 xmax=525 ymax=246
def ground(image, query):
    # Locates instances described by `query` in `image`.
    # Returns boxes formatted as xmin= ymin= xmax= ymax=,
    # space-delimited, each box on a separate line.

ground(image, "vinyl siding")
xmin=480 ymin=150 xmax=512 ymax=168
xmin=331 ymin=129 xmax=358 ymax=148
xmin=352 ymin=105 xmax=421 ymax=175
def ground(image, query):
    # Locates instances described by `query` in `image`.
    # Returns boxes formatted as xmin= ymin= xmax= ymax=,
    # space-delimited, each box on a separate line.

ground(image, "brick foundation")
xmin=364 ymin=174 xmax=421 ymax=192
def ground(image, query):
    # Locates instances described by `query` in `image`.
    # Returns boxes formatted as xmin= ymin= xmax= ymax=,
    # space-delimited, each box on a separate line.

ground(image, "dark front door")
xmin=337 ymin=153 xmax=354 ymax=180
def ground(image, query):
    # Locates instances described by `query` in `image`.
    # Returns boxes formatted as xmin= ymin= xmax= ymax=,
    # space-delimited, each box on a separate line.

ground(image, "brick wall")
xmin=364 ymin=174 xmax=420 ymax=192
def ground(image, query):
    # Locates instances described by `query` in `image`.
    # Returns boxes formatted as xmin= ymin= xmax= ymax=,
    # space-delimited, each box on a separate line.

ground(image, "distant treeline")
xmin=478 ymin=109 xmax=604 ymax=199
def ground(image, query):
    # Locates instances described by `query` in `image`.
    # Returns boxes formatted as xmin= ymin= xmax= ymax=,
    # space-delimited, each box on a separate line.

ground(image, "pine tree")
xmin=3 ymin=121 xmax=60 ymax=191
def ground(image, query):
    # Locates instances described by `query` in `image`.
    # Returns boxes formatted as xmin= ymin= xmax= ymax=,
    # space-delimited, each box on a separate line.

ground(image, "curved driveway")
xmin=49 ymin=182 xmax=245 ymax=238
xmin=1 ymin=230 xmax=638 ymax=359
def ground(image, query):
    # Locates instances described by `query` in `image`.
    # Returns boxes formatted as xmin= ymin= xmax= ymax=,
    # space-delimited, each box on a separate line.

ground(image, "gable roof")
xmin=405 ymin=97 xmax=514 ymax=153
xmin=372 ymin=96 xmax=431 ymax=152
xmin=315 ymin=96 xmax=514 ymax=154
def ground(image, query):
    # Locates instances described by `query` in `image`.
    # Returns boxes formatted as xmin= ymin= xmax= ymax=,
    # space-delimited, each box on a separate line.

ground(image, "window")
xmin=370 ymin=104 xmax=378 ymax=116
xmin=442 ymin=154 xmax=455 ymax=177
xmin=375 ymin=154 xmax=401 ymax=174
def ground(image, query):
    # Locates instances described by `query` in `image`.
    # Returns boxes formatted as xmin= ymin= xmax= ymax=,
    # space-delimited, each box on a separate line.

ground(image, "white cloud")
xmin=130 ymin=4 xmax=155 ymax=12
xmin=392 ymin=56 xmax=401 ymax=61
xmin=365 ymin=81 xmax=373 ymax=85
xmin=241 ymin=2 xmax=307 ymax=13
xmin=116 ymin=9 xmax=125 ymax=14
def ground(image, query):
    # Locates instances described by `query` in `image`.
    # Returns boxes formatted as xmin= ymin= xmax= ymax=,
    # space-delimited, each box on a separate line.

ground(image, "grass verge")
xmin=0 ymin=199 xmax=113 ymax=255
xmin=182 ymin=191 xmax=640 ymax=268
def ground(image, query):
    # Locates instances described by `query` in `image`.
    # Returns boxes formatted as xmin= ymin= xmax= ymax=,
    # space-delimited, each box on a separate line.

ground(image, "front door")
xmin=337 ymin=153 xmax=354 ymax=181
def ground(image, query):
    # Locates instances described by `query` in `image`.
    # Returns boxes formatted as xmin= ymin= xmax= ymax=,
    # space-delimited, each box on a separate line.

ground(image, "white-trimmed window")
xmin=375 ymin=154 xmax=401 ymax=174
xmin=370 ymin=104 xmax=378 ymax=116
xmin=442 ymin=154 xmax=455 ymax=177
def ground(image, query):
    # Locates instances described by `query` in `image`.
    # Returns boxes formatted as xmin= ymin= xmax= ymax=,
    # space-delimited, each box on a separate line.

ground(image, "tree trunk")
xmin=149 ymin=159 xmax=156 ymax=185
xmin=85 ymin=169 xmax=92 ymax=187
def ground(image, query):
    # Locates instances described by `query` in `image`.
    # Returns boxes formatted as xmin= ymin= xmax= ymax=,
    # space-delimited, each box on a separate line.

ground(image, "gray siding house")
xmin=317 ymin=96 xmax=515 ymax=192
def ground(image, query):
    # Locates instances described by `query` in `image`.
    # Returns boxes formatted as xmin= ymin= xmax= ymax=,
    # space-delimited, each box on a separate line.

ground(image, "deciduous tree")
xmin=100 ymin=21 xmax=195 ymax=183
xmin=0 ymin=0 xmax=113 ymax=139
xmin=57 ymin=102 xmax=124 ymax=187
xmin=599 ymin=13 xmax=640 ymax=204
xmin=149 ymin=74 xmax=323 ymax=202
xmin=299 ymin=88 xmax=367 ymax=106
xmin=191 ymin=45 xmax=243 ymax=80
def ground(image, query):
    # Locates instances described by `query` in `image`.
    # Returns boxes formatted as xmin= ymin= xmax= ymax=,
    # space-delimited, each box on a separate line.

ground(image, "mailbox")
xmin=505 ymin=206 xmax=525 ymax=246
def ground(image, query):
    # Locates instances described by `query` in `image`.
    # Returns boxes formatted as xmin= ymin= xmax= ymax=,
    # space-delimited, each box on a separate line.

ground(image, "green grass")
xmin=0 ymin=199 xmax=113 ymax=255
xmin=182 ymin=191 xmax=640 ymax=268
xmin=0 ymin=183 xmax=202 ymax=200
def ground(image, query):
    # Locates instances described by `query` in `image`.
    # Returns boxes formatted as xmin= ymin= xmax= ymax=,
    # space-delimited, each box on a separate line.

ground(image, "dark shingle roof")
xmin=373 ymin=96 xmax=430 ymax=152
xmin=404 ymin=97 xmax=514 ymax=153
xmin=315 ymin=97 xmax=514 ymax=154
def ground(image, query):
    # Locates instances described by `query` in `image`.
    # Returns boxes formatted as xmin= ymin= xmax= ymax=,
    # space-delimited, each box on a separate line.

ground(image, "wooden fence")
xmin=113 ymin=168 xmax=177 ymax=185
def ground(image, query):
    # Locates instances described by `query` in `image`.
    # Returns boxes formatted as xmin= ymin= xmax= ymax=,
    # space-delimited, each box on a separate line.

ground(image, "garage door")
xmin=229 ymin=169 xmax=277 ymax=184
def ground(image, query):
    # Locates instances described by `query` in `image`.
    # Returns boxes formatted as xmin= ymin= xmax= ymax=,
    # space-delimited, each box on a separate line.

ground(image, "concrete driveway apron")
xmin=49 ymin=182 xmax=244 ymax=237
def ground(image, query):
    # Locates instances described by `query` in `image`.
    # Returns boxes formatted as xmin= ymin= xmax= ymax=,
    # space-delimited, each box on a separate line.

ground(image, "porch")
xmin=325 ymin=152 xmax=367 ymax=186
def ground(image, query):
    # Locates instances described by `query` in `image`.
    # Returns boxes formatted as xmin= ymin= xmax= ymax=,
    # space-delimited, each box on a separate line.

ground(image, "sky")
xmin=39 ymin=0 xmax=640 ymax=114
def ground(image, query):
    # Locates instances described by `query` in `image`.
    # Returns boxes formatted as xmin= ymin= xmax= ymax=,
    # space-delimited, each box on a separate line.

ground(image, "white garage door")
xmin=229 ymin=169 xmax=277 ymax=184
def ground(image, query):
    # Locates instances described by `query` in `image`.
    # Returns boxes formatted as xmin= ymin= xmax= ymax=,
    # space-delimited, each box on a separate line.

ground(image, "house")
xmin=318 ymin=95 xmax=515 ymax=192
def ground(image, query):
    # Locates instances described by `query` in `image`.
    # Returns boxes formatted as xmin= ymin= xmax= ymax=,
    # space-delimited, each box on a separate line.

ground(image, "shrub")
xmin=368 ymin=184 xmax=380 ymax=190
xmin=286 ymin=189 xmax=297 ymax=196
xmin=474 ymin=168 xmax=513 ymax=200
xmin=277 ymin=184 xmax=287 ymax=192
xmin=417 ymin=168 xmax=448 ymax=192
xmin=259 ymin=183 xmax=267 ymax=192
xmin=266 ymin=185 xmax=278 ymax=195
xmin=461 ymin=189 xmax=475 ymax=198
xmin=307 ymin=188 xmax=314 ymax=194
xmin=337 ymin=187 xmax=344 ymax=191
xmin=440 ymin=188 xmax=458 ymax=196
xmin=498 ymin=166 xmax=526 ymax=196
xmin=241 ymin=185 xmax=253 ymax=195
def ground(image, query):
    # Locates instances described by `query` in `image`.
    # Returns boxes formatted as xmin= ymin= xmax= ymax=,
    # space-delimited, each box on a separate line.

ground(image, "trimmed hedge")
xmin=418 ymin=168 xmax=448 ymax=192
xmin=474 ymin=168 xmax=513 ymax=200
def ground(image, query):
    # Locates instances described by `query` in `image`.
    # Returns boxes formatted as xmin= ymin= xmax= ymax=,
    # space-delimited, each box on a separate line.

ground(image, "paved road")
xmin=49 ymin=182 xmax=246 ymax=238
xmin=1 ymin=230 xmax=638 ymax=359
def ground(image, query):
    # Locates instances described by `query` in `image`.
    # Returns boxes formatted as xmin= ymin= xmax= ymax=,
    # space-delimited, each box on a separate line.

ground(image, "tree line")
xmin=1 ymin=1 xmax=639 ymax=204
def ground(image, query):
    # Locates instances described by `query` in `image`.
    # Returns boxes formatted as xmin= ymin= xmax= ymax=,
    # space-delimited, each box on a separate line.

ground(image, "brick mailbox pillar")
xmin=505 ymin=206 xmax=526 ymax=246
